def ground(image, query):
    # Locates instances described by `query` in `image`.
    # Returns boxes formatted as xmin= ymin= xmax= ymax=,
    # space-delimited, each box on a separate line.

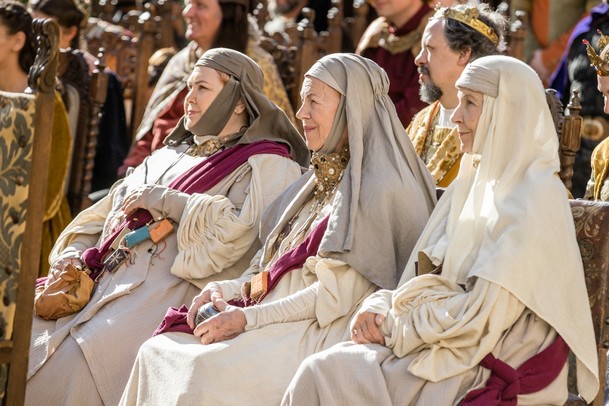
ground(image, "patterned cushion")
xmin=0 ymin=91 xmax=35 ymax=342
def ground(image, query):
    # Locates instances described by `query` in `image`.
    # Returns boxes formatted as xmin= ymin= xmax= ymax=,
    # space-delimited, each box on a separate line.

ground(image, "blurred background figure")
xmin=549 ymin=0 xmax=609 ymax=198
xmin=512 ymin=0 xmax=600 ymax=85
xmin=355 ymin=0 xmax=433 ymax=127
xmin=119 ymin=0 xmax=294 ymax=177
xmin=28 ymin=0 xmax=131 ymax=194
xmin=0 ymin=0 xmax=72 ymax=277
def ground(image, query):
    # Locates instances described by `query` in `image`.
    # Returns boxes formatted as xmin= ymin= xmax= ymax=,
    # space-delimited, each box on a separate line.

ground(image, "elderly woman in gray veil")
xmin=119 ymin=53 xmax=436 ymax=405
xmin=26 ymin=48 xmax=308 ymax=406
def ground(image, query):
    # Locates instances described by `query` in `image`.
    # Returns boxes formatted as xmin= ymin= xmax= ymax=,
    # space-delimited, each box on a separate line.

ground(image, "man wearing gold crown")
xmin=355 ymin=0 xmax=434 ymax=127
xmin=408 ymin=3 xmax=506 ymax=186
xmin=583 ymin=32 xmax=609 ymax=200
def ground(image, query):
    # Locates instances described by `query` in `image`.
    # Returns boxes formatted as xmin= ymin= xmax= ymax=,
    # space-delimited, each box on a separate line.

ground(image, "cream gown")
xmin=120 ymin=176 xmax=377 ymax=406
xmin=26 ymin=139 xmax=302 ymax=406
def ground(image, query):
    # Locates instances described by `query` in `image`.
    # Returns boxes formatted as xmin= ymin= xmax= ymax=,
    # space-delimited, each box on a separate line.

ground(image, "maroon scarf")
xmin=461 ymin=335 xmax=569 ymax=405
xmin=153 ymin=215 xmax=330 ymax=336
xmin=81 ymin=140 xmax=290 ymax=276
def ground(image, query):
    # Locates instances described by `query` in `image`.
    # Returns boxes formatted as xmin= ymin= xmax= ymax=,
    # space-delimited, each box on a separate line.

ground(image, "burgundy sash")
xmin=153 ymin=215 xmax=330 ymax=336
xmin=461 ymin=335 xmax=569 ymax=405
xmin=79 ymin=140 xmax=290 ymax=275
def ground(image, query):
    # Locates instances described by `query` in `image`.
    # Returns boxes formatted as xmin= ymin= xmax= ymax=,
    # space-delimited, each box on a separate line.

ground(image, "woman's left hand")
xmin=351 ymin=311 xmax=385 ymax=345
xmin=120 ymin=185 xmax=163 ymax=215
xmin=193 ymin=298 xmax=246 ymax=345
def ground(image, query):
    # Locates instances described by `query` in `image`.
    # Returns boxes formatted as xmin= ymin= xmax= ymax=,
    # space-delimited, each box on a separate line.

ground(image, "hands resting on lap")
xmin=187 ymin=283 xmax=247 ymax=345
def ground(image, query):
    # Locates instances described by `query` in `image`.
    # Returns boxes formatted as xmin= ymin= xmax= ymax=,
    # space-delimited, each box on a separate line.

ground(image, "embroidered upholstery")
xmin=0 ymin=18 xmax=58 ymax=404
xmin=0 ymin=92 xmax=36 ymax=344
xmin=566 ymin=199 xmax=609 ymax=406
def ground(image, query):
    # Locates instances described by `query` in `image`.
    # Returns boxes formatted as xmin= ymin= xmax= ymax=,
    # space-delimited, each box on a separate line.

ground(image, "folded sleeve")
xmin=170 ymin=154 xmax=302 ymax=282
xmin=49 ymin=179 xmax=122 ymax=262
xmin=385 ymin=275 xmax=525 ymax=381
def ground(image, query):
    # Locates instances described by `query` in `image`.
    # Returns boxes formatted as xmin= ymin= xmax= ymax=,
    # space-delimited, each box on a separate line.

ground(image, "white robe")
xmin=26 ymin=143 xmax=302 ymax=406
xmin=282 ymin=276 xmax=569 ymax=405
xmin=119 ymin=192 xmax=377 ymax=406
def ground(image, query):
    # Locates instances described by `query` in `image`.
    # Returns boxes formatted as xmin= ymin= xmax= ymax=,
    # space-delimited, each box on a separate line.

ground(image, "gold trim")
xmin=583 ymin=31 xmax=609 ymax=77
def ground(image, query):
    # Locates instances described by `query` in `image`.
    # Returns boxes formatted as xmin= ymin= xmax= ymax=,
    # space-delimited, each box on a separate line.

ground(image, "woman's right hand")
xmin=187 ymin=283 xmax=224 ymax=329
xmin=47 ymin=258 xmax=82 ymax=285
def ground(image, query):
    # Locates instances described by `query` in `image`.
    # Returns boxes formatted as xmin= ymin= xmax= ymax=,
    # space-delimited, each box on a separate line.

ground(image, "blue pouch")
xmin=124 ymin=226 xmax=151 ymax=247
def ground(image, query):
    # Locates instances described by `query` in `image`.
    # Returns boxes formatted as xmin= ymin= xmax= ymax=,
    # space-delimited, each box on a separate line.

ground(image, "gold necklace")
xmin=185 ymin=138 xmax=223 ymax=157
xmin=310 ymin=144 xmax=350 ymax=209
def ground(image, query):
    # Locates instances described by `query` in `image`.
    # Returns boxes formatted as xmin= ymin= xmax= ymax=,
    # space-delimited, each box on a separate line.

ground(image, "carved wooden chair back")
xmin=508 ymin=9 xmax=528 ymax=62
xmin=260 ymin=35 xmax=298 ymax=100
xmin=57 ymin=49 xmax=109 ymax=215
xmin=253 ymin=0 xmax=270 ymax=32
xmin=565 ymin=199 xmax=609 ymax=406
xmin=290 ymin=8 xmax=324 ymax=110
xmin=343 ymin=0 xmax=369 ymax=50
xmin=85 ymin=17 xmax=134 ymax=80
xmin=319 ymin=0 xmax=343 ymax=54
xmin=86 ymin=14 xmax=156 ymax=140
xmin=0 ymin=18 xmax=58 ymax=406
xmin=93 ymin=0 xmax=117 ymax=23
xmin=545 ymin=88 xmax=582 ymax=193
xmin=145 ymin=0 xmax=184 ymax=50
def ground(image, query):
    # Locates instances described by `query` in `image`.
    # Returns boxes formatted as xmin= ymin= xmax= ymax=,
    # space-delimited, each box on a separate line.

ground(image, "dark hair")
xmin=28 ymin=0 xmax=86 ymax=50
xmin=0 ymin=0 xmax=35 ymax=74
xmin=211 ymin=2 xmax=249 ymax=53
xmin=438 ymin=3 xmax=508 ymax=61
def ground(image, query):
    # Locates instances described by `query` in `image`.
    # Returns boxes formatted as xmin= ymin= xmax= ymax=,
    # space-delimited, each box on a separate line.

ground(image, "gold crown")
xmin=438 ymin=6 xmax=499 ymax=47
xmin=584 ymin=30 xmax=609 ymax=76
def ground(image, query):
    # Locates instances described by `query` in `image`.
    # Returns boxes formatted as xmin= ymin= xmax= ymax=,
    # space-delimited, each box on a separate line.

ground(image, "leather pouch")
xmin=250 ymin=271 xmax=269 ymax=301
xmin=149 ymin=218 xmax=174 ymax=243
xmin=34 ymin=263 xmax=94 ymax=320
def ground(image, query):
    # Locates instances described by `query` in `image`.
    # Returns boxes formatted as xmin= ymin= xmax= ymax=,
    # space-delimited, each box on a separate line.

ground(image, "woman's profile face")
xmin=29 ymin=10 xmax=76 ymax=49
xmin=451 ymin=87 xmax=484 ymax=153
xmin=183 ymin=0 xmax=223 ymax=49
xmin=0 ymin=23 xmax=19 ymax=66
xmin=184 ymin=66 xmax=225 ymax=129
xmin=296 ymin=76 xmax=341 ymax=152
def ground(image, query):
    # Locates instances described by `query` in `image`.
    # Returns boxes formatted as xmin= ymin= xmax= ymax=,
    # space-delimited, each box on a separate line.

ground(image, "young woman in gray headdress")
xmin=119 ymin=53 xmax=436 ymax=406
xmin=26 ymin=48 xmax=308 ymax=406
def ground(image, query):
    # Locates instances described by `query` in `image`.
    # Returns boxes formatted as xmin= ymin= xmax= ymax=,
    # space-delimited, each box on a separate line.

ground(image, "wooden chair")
xmin=0 ymin=18 xmax=58 ymax=405
xmin=565 ymin=199 xmax=609 ymax=406
xmin=93 ymin=0 xmax=117 ymax=23
xmin=85 ymin=13 xmax=156 ymax=139
xmin=546 ymin=89 xmax=583 ymax=193
xmin=253 ymin=0 xmax=270 ymax=33
xmin=260 ymin=35 xmax=298 ymax=100
xmin=85 ymin=17 xmax=135 ymax=81
xmin=494 ymin=0 xmax=526 ymax=62
xmin=144 ymin=0 xmax=184 ymax=50
xmin=508 ymin=10 xmax=528 ymax=62
xmin=290 ymin=8 xmax=324 ymax=110
xmin=57 ymin=49 xmax=109 ymax=215
xmin=318 ymin=0 xmax=343 ymax=55
xmin=343 ymin=0 xmax=369 ymax=51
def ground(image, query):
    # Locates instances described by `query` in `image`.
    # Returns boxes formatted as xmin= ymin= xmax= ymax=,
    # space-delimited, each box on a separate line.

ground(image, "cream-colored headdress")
xmin=395 ymin=55 xmax=598 ymax=402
